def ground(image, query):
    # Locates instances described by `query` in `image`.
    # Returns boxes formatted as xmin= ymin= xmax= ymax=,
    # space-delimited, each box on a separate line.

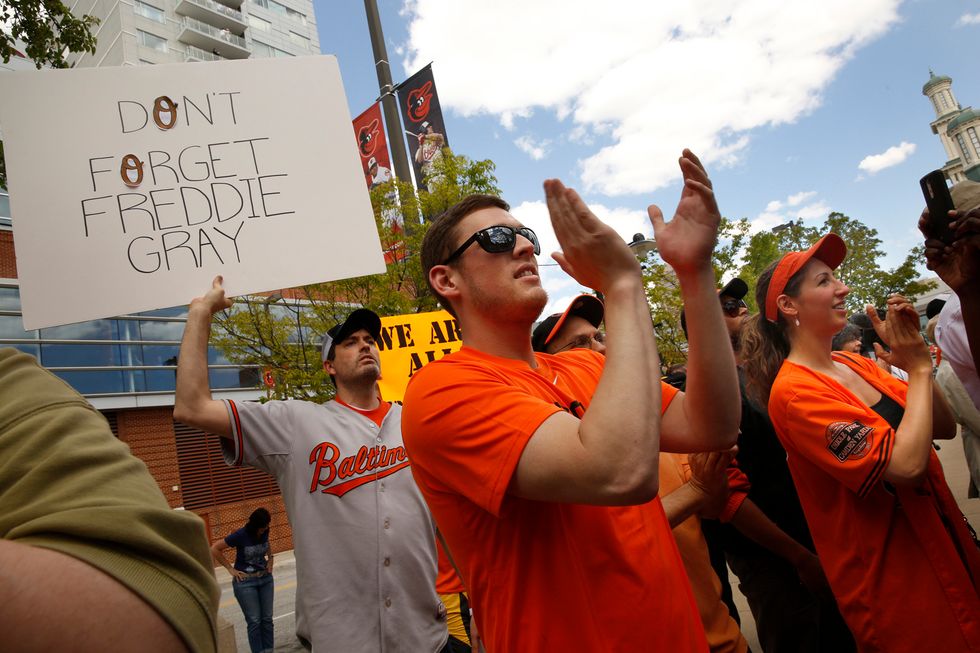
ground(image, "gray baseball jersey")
xmin=221 ymin=398 xmax=448 ymax=653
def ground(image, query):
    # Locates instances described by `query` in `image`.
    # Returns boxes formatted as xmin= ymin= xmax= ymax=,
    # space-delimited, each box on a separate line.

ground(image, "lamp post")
xmin=627 ymin=233 xmax=658 ymax=257
xmin=771 ymin=219 xmax=799 ymax=234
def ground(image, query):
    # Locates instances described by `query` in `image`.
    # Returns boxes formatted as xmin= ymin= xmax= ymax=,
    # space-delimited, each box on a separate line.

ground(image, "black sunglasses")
xmin=444 ymin=225 xmax=541 ymax=264
xmin=721 ymin=298 xmax=747 ymax=317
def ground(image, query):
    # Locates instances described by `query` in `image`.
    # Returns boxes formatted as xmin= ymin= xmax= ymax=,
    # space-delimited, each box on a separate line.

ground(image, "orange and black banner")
xmin=352 ymin=102 xmax=393 ymax=190
xmin=397 ymin=64 xmax=450 ymax=191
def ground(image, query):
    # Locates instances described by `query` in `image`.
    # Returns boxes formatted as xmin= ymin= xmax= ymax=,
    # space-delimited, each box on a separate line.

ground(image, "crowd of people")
xmin=4 ymin=149 xmax=980 ymax=652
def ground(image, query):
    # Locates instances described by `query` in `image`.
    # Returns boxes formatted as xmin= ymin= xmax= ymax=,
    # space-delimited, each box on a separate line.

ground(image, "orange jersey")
xmin=402 ymin=346 xmax=706 ymax=653
xmin=661 ymin=453 xmax=748 ymax=653
xmin=769 ymin=352 xmax=980 ymax=652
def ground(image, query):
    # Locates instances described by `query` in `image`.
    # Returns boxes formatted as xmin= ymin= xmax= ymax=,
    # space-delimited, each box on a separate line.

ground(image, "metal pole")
xmin=363 ymin=0 xmax=412 ymax=183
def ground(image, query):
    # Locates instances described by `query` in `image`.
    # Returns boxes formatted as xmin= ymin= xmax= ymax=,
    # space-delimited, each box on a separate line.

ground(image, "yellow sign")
xmin=377 ymin=310 xmax=462 ymax=401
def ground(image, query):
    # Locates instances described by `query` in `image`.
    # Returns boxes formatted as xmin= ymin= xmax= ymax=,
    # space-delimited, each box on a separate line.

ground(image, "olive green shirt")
xmin=0 ymin=348 xmax=219 ymax=651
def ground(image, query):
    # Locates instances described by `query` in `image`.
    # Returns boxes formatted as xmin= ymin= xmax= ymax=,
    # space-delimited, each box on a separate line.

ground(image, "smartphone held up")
xmin=920 ymin=170 xmax=956 ymax=244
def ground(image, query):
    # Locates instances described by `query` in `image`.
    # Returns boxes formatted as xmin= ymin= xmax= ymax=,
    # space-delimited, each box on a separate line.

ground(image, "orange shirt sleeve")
xmin=402 ymin=359 xmax=565 ymax=518
xmin=720 ymin=460 xmax=750 ymax=522
xmin=660 ymin=381 xmax=680 ymax=416
xmin=772 ymin=363 xmax=896 ymax=499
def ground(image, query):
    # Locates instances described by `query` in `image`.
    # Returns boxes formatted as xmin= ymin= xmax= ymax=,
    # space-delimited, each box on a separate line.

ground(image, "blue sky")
xmin=316 ymin=1 xmax=980 ymax=315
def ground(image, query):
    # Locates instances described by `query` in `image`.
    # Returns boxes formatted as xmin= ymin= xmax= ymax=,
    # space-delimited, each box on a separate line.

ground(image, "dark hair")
xmin=831 ymin=323 xmax=863 ymax=352
xmin=421 ymin=194 xmax=510 ymax=317
xmin=739 ymin=259 xmax=806 ymax=407
xmin=245 ymin=508 xmax=271 ymax=537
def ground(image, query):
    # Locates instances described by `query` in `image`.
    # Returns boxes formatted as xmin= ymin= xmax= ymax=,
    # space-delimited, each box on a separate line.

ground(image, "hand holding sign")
xmin=190 ymin=275 xmax=234 ymax=317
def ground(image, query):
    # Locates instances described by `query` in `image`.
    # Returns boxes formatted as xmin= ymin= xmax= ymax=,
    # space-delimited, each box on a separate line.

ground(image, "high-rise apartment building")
xmin=66 ymin=0 xmax=320 ymax=67
xmin=0 ymin=0 xmax=325 ymax=552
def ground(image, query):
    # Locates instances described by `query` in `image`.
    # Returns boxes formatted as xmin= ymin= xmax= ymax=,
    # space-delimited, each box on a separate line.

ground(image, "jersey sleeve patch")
xmin=825 ymin=420 xmax=874 ymax=462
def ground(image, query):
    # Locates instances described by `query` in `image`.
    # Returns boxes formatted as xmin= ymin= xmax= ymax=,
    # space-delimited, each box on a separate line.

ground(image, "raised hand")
xmin=869 ymin=295 xmax=931 ymax=375
xmin=544 ymin=179 xmax=641 ymax=293
xmin=190 ymin=275 xmax=233 ymax=316
xmin=649 ymin=150 xmax=721 ymax=277
xmin=919 ymin=208 xmax=980 ymax=293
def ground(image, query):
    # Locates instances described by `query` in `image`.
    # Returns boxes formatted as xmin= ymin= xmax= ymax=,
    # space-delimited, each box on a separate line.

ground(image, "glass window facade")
xmin=134 ymin=0 xmax=166 ymax=23
xmin=248 ymin=14 xmax=271 ymax=31
xmin=0 ymin=284 xmax=260 ymax=397
xmin=252 ymin=0 xmax=306 ymax=23
xmin=958 ymin=133 xmax=973 ymax=164
xmin=251 ymin=39 xmax=293 ymax=58
xmin=137 ymin=29 xmax=169 ymax=52
xmin=0 ymin=188 xmax=10 ymax=228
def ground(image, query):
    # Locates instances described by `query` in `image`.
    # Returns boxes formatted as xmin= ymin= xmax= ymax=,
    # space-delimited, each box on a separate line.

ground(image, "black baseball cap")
xmin=532 ymin=294 xmax=604 ymax=353
xmin=321 ymin=308 xmax=382 ymax=362
xmin=680 ymin=278 xmax=749 ymax=336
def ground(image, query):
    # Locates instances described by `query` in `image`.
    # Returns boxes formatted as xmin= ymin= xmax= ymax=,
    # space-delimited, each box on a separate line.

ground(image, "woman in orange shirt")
xmin=740 ymin=233 xmax=980 ymax=652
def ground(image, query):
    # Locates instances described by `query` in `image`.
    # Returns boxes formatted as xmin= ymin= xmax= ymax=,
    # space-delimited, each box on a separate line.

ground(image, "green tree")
xmin=1 ymin=0 xmax=101 ymax=187
xmin=640 ymin=254 xmax=687 ymax=368
xmin=209 ymin=151 xmax=501 ymax=401
xmin=1 ymin=0 xmax=98 ymax=68
xmin=709 ymin=214 xmax=930 ymax=314
xmin=645 ymin=211 xmax=932 ymax=362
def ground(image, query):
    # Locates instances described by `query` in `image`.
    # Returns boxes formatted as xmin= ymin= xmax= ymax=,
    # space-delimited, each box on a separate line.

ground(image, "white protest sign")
xmin=0 ymin=56 xmax=386 ymax=329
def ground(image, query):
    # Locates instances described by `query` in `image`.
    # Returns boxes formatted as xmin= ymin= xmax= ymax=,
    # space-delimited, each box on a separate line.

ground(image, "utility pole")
xmin=363 ymin=0 xmax=412 ymax=183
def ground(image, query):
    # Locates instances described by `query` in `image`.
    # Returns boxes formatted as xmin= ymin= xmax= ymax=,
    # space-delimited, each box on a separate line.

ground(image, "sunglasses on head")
xmin=444 ymin=225 xmax=541 ymax=264
xmin=721 ymin=298 xmax=747 ymax=317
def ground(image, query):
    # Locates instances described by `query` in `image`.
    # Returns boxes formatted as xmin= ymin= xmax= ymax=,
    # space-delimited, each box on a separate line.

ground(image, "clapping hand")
xmin=545 ymin=179 xmax=641 ymax=294
xmin=649 ymin=150 xmax=721 ymax=278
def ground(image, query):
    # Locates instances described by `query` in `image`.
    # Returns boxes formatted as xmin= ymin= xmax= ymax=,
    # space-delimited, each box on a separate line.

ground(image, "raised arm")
xmin=921 ymin=207 xmax=980 ymax=394
xmin=872 ymin=298 xmax=954 ymax=484
xmin=654 ymin=150 xmax=740 ymax=452
xmin=173 ymin=276 xmax=234 ymax=438
xmin=511 ymin=179 xmax=662 ymax=505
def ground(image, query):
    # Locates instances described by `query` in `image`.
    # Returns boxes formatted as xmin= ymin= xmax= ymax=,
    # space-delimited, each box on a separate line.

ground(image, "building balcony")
xmin=177 ymin=17 xmax=249 ymax=59
xmin=185 ymin=45 xmax=225 ymax=62
xmin=175 ymin=0 xmax=247 ymax=33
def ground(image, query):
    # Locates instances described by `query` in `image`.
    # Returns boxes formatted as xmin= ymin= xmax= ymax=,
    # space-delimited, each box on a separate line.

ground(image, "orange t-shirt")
xmin=769 ymin=352 xmax=980 ymax=652
xmin=402 ymin=346 xmax=706 ymax=653
xmin=660 ymin=453 xmax=747 ymax=653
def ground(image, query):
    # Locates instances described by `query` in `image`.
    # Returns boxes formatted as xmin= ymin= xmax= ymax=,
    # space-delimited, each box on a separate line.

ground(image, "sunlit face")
xmin=324 ymin=329 xmax=381 ymax=386
xmin=786 ymin=259 xmax=850 ymax=336
xmin=547 ymin=315 xmax=606 ymax=355
xmin=449 ymin=207 xmax=547 ymax=322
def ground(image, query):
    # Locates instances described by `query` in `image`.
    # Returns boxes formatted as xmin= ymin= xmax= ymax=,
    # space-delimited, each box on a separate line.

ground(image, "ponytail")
xmin=740 ymin=260 xmax=804 ymax=408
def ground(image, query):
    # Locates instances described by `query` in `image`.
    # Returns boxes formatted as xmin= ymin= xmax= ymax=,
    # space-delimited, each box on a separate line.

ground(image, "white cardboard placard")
xmin=0 ymin=56 xmax=386 ymax=329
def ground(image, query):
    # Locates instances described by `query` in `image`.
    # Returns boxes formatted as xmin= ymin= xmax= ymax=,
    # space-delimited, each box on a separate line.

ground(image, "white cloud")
xmin=957 ymin=12 xmax=980 ymax=26
xmin=857 ymin=141 xmax=916 ymax=174
xmin=749 ymin=191 xmax=830 ymax=232
xmin=787 ymin=190 xmax=816 ymax=206
xmin=514 ymin=135 xmax=551 ymax=160
xmin=402 ymin=0 xmax=900 ymax=195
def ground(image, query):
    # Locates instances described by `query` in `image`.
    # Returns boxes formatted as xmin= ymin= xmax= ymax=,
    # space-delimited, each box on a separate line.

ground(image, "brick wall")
xmin=113 ymin=406 xmax=293 ymax=553
xmin=195 ymin=495 xmax=292 ymax=553
xmin=117 ymin=407 xmax=185 ymax=508
xmin=0 ymin=230 xmax=17 ymax=278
